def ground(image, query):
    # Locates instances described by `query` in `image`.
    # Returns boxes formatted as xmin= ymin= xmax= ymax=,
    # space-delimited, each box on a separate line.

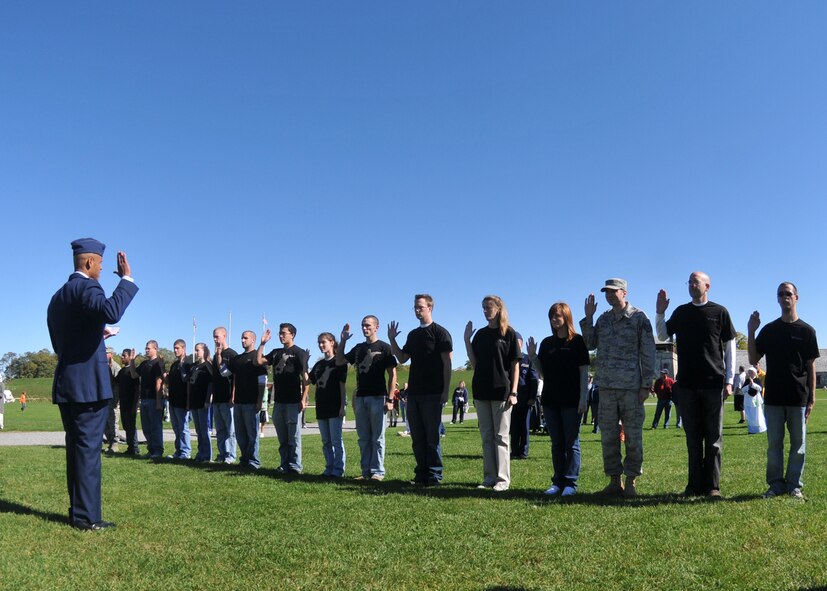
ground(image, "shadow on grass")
xmin=0 ymin=498 xmax=69 ymax=525
xmin=103 ymin=454 xmax=765 ymax=505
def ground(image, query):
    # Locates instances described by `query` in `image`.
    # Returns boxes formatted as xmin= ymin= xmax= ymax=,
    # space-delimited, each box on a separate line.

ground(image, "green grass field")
xmin=1 ymin=389 xmax=826 ymax=590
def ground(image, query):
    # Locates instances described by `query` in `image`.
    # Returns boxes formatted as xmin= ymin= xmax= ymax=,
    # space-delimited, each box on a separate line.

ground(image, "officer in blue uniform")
xmin=47 ymin=238 xmax=138 ymax=530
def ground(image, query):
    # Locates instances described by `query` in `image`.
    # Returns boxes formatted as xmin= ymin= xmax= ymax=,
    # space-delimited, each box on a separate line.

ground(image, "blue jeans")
xmin=233 ymin=403 xmax=261 ymax=469
xmin=192 ymin=407 xmax=212 ymax=462
xmin=273 ymin=402 xmax=302 ymax=472
xmin=651 ymin=399 xmax=672 ymax=428
xmin=544 ymin=406 xmax=582 ymax=489
xmin=213 ymin=402 xmax=236 ymax=462
xmin=407 ymin=394 xmax=443 ymax=483
xmin=170 ymin=406 xmax=191 ymax=459
xmin=318 ymin=416 xmax=346 ymax=476
xmin=355 ymin=396 xmax=387 ymax=477
xmin=765 ymin=405 xmax=806 ymax=493
xmin=140 ymin=398 xmax=164 ymax=457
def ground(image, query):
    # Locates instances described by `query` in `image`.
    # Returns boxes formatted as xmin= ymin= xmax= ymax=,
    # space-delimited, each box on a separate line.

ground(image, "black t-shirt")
xmin=345 ymin=340 xmax=398 ymax=397
xmin=212 ymin=348 xmax=237 ymax=404
xmin=402 ymin=322 xmax=453 ymax=396
xmin=470 ymin=326 xmax=521 ymax=401
xmin=116 ymin=366 xmax=140 ymax=405
xmin=538 ymin=334 xmax=590 ymax=408
xmin=309 ymin=357 xmax=348 ymax=420
xmin=665 ymin=301 xmax=736 ymax=389
xmin=755 ymin=318 xmax=819 ymax=406
xmin=187 ymin=361 xmax=213 ymax=409
xmin=138 ymin=358 xmax=165 ymax=400
xmin=264 ymin=345 xmax=309 ymax=404
xmin=230 ymin=350 xmax=267 ymax=405
xmin=167 ymin=359 xmax=192 ymax=409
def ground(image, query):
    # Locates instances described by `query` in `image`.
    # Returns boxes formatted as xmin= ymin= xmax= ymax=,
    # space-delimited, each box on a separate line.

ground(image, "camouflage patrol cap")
xmin=600 ymin=278 xmax=627 ymax=292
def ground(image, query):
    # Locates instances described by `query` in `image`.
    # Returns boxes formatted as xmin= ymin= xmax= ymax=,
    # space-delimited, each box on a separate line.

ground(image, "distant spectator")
xmin=732 ymin=365 xmax=747 ymax=424
xmin=650 ymin=369 xmax=675 ymax=429
xmin=741 ymin=367 xmax=766 ymax=435
xmin=451 ymin=381 xmax=468 ymax=424
xmin=20 ymin=391 xmax=27 ymax=411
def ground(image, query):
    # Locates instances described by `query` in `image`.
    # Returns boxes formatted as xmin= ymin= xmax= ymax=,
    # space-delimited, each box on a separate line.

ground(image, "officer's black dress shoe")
xmin=72 ymin=520 xmax=116 ymax=531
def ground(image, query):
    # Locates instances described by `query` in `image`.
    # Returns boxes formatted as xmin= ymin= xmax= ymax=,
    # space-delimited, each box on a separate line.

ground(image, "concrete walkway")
xmin=0 ymin=413 xmax=480 ymax=446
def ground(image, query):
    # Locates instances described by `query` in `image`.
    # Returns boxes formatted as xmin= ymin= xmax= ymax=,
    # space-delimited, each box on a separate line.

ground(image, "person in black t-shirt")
xmin=528 ymin=302 xmax=590 ymax=497
xmin=256 ymin=323 xmax=309 ymax=474
xmin=116 ymin=348 xmax=141 ymax=455
xmin=188 ymin=342 xmax=214 ymax=462
xmin=337 ymin=316 xmax=398 ymax=480
xmin=311 ymin=332 xmax=348 ymax=477
xmin=212 ymin=326 xmax=237 ymax=464
xmin=749 ymin=282 xmax=819 ymax=500
xmin=166 ymin=339 xmax=193 ymax=459
xmin=389 ymin=294 xmax=453 ymax=486
xmin=231 ymin=331 xmax=267 ymax=469
xmin=464 ymin=295 xmax=521 ymax=492
xmin=657 ymin=271 xmax=736 ymax=498
xmin=137 ymin=340 xmax=165 ymax=458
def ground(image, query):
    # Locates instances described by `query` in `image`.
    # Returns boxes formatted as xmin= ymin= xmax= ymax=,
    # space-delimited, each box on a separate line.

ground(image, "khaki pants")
xmin=476 ymin=400 xmax=512 ymax=486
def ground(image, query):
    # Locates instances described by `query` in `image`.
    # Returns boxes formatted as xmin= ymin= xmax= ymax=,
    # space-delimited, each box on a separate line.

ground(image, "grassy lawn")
xmin=2 ymin=394 xmax=826 ymax=590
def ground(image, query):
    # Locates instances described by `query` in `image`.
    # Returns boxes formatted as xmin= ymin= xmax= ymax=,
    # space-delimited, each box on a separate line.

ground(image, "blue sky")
xmin=2 ymin=2 xmax=825 ymax=363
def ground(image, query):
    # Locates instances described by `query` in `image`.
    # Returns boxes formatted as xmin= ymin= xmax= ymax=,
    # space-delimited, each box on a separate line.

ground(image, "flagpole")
xmin=192 ymin=317 xmax=197 ymax=362
xmin=228 ymin=311 xmax=232 ymax=346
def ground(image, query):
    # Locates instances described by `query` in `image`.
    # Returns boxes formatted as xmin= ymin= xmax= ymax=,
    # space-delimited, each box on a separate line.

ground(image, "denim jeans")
xmin=476 ymin=399 xmax=512 ymax=487
xmin=355 ymin=396 xmax=387 ymax=477
xmin=544 ymin=405 xmax=582 ymax=489
xmin=677 ymin=386 xmax=724 ymax=493
xmin=765 ymin=405 xmax=806 ymax=493
xmin=140 ymin=398 xmax=164 ymax=457
xmin=233 ymin=403 xmax=261 ymax=469
xmin=651 ymin=399 xmax=673 ymax=428
xmin=213 ymin=402 xmax=236 ymax=463
xmin=273 ymin=402 xmax=302 ymax=472
xmin=169 ymin=406 xmax=191 ymax=459
xmin=407 ymin=394 xmax=443 ymax=483
xmin=192 ymin=407 xmax=212 ymax=462
xmin=318 ymin=416 xmax=346 ymax=476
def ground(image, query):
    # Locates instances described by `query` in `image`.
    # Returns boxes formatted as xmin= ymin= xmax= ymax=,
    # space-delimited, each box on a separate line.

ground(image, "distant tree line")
xmin=1 ymin=350 xmax=58 ymax=379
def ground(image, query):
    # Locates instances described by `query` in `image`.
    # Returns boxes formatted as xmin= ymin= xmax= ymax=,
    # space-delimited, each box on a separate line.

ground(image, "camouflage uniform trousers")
xmin=598 ymin=388 xmax=645 ymax=478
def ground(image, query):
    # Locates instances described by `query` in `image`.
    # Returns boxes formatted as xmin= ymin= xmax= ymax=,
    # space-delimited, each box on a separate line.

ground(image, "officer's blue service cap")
xmin=71 ymin=238 xmax=106 ymax=257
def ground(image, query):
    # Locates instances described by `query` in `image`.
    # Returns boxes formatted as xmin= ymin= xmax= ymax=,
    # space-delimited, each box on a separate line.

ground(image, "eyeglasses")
xmin=777 ymin=291 xmax=795 ymax=297
xmin=413 ymin=306 xmax=429 ymax=311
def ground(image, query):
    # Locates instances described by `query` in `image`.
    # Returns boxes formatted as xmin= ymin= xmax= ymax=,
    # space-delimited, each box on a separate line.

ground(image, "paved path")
xmin=0 ymin=414 xmax=480 ymax=446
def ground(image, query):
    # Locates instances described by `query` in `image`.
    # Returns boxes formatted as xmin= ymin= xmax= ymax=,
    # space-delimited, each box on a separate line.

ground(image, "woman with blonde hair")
xmin=464 ymin=295 xmax=521 ymax=491
xmin=528 ymin=302 xmax=590 ymax=497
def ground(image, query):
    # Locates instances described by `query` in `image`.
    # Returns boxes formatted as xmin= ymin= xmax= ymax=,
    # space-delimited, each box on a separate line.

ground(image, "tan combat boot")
xmin=602 ymin=474 xmax=624 ymax=496
xmin=624 ymin=475 xmax=637 ymax=498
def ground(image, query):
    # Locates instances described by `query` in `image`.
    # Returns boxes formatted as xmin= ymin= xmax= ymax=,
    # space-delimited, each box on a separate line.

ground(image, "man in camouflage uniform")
xmin=581 ymin=278 xmax=656 ymax=497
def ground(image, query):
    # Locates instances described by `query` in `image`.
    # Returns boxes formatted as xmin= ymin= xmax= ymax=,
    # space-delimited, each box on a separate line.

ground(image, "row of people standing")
xmin=111 ymin=276 xmax=817 ymax=501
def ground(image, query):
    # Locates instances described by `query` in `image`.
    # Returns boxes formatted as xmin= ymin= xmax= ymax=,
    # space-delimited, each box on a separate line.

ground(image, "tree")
xmin=734 ymin=332 xmax=748 ymax=350
xmin=0 ymin=352 xmax=17 ymax=376
xmin=4 ymin=349 xmax=58 ymax=379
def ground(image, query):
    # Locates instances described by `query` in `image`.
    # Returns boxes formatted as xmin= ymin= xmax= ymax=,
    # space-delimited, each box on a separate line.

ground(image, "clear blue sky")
xmin=2 ymin=2 xmax=825 ymax=364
